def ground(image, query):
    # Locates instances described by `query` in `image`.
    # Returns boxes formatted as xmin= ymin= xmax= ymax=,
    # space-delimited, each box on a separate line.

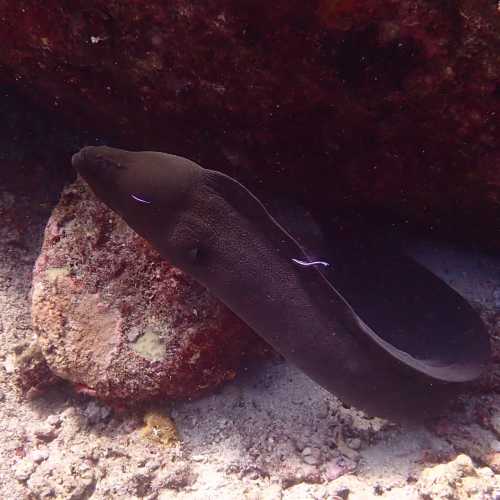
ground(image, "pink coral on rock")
xmin=31 ymin=178 xmax=268 ymax=404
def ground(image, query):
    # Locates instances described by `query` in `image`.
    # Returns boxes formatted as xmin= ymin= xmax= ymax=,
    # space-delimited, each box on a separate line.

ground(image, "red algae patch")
xmin=30 ymin=178 xmax=266 ymax=404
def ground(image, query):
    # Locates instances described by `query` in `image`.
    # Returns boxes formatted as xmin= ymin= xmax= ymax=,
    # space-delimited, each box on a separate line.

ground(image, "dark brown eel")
xmin=72 ymin=146 xmax=491 ymax=420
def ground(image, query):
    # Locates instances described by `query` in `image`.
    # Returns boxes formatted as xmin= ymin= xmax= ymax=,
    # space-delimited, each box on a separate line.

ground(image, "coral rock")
xmin=31 ymin=178 xmax=266 ymax=404
xmin=417 ymin=454 xmax=497 ymax=500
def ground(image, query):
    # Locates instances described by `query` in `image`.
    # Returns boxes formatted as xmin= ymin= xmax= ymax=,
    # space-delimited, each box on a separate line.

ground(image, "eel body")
xmin=72 ymin=146 xmax=490 ymax=420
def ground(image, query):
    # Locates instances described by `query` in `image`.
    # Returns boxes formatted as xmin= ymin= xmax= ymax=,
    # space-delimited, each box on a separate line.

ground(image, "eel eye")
xmin=187 ymin=246 xmax=201 ymax=262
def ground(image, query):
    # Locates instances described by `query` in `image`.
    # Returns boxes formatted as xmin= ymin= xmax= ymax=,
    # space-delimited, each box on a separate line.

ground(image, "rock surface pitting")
xmin=31 ymin=178 xmax=266 ymax=403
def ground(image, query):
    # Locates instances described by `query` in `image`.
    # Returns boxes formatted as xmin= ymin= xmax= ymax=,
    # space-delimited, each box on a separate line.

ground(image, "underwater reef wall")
xmin=0 ymin=0 xmax=499 ymax=240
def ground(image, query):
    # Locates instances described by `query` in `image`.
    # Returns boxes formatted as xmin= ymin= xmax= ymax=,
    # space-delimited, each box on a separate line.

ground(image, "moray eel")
xmin=72 ymin=146 xmax=490 ymax=420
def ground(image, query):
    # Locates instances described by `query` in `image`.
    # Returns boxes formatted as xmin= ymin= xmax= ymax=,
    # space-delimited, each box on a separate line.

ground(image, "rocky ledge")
xmin=0 ymin=0 xmax=498 ymax=245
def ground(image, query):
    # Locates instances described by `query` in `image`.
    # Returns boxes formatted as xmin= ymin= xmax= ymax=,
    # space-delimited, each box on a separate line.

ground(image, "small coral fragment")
xmin=417 ymin=454 xmax=496 ymax=500
xmin=141 ymin=411 xmax=179 ymax=447
xmin=13 ymin=340 xmax=60 ymax=398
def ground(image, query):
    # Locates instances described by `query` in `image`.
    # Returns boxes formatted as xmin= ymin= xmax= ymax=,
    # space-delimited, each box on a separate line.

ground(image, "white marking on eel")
xmin=292 ymin=258 xmax=330 ymax=268
xmin=131 ymin=194 xmax=152 ymax=204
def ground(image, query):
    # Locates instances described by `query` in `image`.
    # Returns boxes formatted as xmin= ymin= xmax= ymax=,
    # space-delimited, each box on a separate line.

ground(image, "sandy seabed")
xmin=0 ymin=165 xmax=499 ymax=500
